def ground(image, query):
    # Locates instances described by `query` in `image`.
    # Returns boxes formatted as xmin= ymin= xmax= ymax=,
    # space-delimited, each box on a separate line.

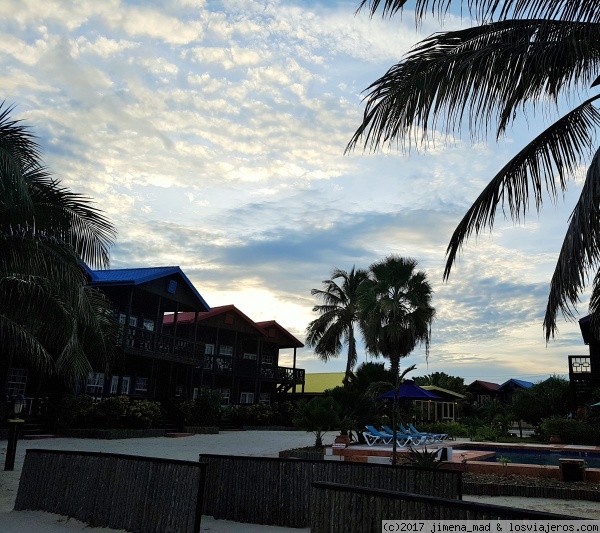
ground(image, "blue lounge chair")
xmin=408 ymin=423 xmax=448 ymax=443
xmin=363 ymin=425 xmax=393 ymax=446
xmin=399 ymin=424 xmax=434 ymax=444
xmin=380 ymin=426 xmax=419 ymax=447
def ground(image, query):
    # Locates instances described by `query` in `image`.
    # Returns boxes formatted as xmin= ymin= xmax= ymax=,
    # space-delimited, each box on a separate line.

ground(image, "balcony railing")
xmin=119 ymin=327 xmax=305 ymax=383
xmin=200 ymin=357 xmax=304 ymax=384
xmin=569 ymin=355 xmax=592 ymax=375
xmin=121 ymin=326 xmax=202 ymax=364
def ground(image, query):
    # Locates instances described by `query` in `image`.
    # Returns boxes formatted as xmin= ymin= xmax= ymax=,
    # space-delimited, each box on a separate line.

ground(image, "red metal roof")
xmin=164 ymin=305 xmax=266 ymax=336
xmin=256 ymin=320 xmax=304 ymax=348
xmin=467 ymin=380 xmax=500 ymax=391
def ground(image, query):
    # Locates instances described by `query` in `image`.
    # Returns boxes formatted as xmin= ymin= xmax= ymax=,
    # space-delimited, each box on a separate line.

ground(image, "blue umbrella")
xmin=378 ymin=380 xmax=442 ymax=401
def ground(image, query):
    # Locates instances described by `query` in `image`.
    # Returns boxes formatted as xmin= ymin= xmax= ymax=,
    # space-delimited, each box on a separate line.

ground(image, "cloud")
xmin=0 ymin=0 xmax=588 ymax=383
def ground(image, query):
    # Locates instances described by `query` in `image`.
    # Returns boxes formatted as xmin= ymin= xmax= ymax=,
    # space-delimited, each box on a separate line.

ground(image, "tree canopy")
xmin=348 ymin=0 xmax=600 ymax=339
xmin=0 ymin=103 xmax=118 ymax=385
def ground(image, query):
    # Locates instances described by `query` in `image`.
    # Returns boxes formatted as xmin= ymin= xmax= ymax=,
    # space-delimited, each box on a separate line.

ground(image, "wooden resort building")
xmin=569 ymin=314 xmax=600 ymax=407
xmin=2 ymin=266 xmax=305 ymax=415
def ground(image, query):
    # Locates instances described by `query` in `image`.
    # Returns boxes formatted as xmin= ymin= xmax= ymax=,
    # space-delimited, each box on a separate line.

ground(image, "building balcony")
xmin=201 ymin=356 xmax=305 ymax=384
xmin=120 ymin=326 xmax=203 ymax=365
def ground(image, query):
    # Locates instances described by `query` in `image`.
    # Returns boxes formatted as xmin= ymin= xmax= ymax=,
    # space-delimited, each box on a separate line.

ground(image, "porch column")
xmin=170 ymin=303 xmax=179 ymax=354
xmin=292 ymin=347 xmax=297 ymax=401
xmin=122 ymin=287 xmax=134 ymax=349
xmin=153 ymin=296 xmax=162 ymax=351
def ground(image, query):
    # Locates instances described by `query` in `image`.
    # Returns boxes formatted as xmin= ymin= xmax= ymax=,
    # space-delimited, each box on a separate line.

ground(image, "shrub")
xmin=539 ymin=417 xmax=600 ymax=445
xmin=180 ymin=388 xmax=222 ymax=426
xmin=123 ymin=400 xmax=161 ymax=429
xmin=293 ymin=397 xmax=340 ymax=448
xmin=56 ymin=395 xmax=161 ymax=430
xmin=471 ymin=425 xmax=501 ymax=442
xmin=417 ymin=421 xmax=468 ymax=438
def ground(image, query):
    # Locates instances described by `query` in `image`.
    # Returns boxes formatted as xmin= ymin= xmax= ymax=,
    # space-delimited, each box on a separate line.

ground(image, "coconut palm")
xmin=0 ymin=103 xmax=118 ymax=386
xmin=348 ymin=0 xmax=600 ymax=339
xmin=359 ymin=255 xmax=435 ymax=378
xmin=306 ymin=266 xmax=370 ymax=386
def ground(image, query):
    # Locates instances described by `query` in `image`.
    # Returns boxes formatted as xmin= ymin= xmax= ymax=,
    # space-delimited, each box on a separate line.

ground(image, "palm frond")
xmin=544 ymin=146 xmax=600 ymax=338
xmin=0 ymin=313 xmax=53 ymax=370
xmin=356 ymin=0 xmax=600 ymax=26
xmin=347 ymin=20 xmax=600 ymax=153
xmin=444 ymin=97 xmax=600 ymax=280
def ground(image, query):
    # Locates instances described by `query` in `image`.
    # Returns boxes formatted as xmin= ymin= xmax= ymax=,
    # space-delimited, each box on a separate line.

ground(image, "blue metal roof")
xmin=498 ymin=378 xmax=533 ymax=390
xmin=89 ymin=266 xmax=210 ymax=310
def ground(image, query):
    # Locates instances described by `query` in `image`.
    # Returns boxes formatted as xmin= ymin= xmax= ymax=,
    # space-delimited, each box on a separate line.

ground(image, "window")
xmin=175 ymin=385 xmax=184 ymax=397
xmin=259 ymin=393 xmax=270 ymax=404
xmin=110 ymin=376 xmax=131 ymax=395
xmin=135 ymin=377 xmax=149 ymax=393
xmin=119 ymin=313 xmax=137 ymax=327
xmin=143 ymin=319 xmax=154 ymax=331
xmin=243 ymin=353 xmax=257 ymax=360
xmin=262 ymin=355 xmax=273 ymax=365
xmin=205 ymin=344 xmax=215 ymax=355
xmin=240 ymin=392 xmax=254 ymax=404
xmin=219 ymin=345 xmax=233 ymax=357
xmin=193 ymin=388 xmax=199 ymax=400
xmin=6 ymin=368 xmax=27 ymax=398
xmin=86 ymin=372 xmax=105 ymax=395
xmin=220 ymin=389 xmax=230 ymax=406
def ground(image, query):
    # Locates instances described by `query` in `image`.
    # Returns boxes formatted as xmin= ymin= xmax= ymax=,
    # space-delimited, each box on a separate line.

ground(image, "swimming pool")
xmin=463 ymin=446 xmax=600 ymax=467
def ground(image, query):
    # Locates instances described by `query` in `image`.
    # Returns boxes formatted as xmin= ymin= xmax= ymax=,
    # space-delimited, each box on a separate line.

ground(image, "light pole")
xmin=4 ymin=395 xmax=26 ymax=471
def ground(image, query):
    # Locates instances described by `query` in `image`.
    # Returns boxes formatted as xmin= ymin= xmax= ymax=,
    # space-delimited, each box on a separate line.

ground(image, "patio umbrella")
xmin=378 ymin=380 xmax=442 ymax=401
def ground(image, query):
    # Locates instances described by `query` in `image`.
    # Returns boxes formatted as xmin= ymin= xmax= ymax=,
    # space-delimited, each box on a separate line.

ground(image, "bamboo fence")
xmin=199 ymin=454 xmax=461 ymax=528
xmin=310 ymin=481 xmax=586 ymax=533
xmin=15 ymin=449 xmax=206 ymax=533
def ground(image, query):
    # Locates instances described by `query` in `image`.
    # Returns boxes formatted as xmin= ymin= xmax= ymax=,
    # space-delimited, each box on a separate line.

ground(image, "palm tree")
xmin=359 ymin=255 xmax=435 ymax=378
xmin=306 ymin=266 xmax=370 ymax=386
xmin=347 ymin=0 xmax=600 ymax=339
xmin=0 ymin=103 xmax=118 ymax=386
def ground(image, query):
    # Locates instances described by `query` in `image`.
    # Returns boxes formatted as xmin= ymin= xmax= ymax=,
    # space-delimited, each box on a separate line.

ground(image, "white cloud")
xmin=0 ymin=0 xmax=587 ymax=383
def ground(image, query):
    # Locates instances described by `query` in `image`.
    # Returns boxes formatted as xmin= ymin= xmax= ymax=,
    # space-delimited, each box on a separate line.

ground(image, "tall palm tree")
xmin=359 ymin=255 xmax=435 ymax=378
xmin=348 ymin=0 xmax=600 ymax=339
xmin=0 ymin=103 xmax=118 ymax=386
xmin=306 ymin=266 xmax=370 ymax=386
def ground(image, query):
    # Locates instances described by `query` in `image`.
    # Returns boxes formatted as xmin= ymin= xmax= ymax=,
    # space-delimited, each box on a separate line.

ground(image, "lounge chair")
xmin=407 ymin=423 xmax=448 ymax=443
xmin=363 ymin=425 xmax=393 ymax=446
xmin=380 ymin=425 xmax=419 ymax=447
xmin=399 ymin=424 xmax=435 ymax=444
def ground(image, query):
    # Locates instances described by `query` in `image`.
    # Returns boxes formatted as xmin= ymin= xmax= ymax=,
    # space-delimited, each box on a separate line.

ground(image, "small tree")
xmin=293 ymin=397 xmax=340 ymax=448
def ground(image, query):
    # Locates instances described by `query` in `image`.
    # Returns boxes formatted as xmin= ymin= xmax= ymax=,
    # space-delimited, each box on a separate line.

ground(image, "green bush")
xmin=273 ymin=401 xmax=297 ymax=426
xmin=180 ymin=388 xmax=222 ymax=426
xmin=471 ymin=425 xmax=501 ymax=442
xmin=293 ymin=397 xmax=340 ymax=448
xmin=56 ymin=395 xmax=161 ymax=430
xmin=123 ymin=400 xmax=161 ymax=429
xmin=539 ymin=417 xmax=600 ymax=445
xmin=417 ymin=421 xmax=468 ymax=438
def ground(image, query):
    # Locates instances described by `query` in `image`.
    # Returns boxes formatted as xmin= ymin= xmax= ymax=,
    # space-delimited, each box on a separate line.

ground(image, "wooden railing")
xmin=121 ymin=326 xmax=203 ymax=364
xmin=200 ymin=357 xmax=304 ymax=383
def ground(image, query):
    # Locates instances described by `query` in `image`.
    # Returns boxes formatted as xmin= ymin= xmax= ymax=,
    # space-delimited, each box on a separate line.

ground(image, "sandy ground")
xmin=1 ymin=432 xmax=599 ymax=532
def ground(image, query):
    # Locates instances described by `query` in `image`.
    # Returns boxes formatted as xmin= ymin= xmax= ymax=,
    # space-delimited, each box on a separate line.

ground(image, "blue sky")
xmin=0 ymin=0 xmax=590 ymax=384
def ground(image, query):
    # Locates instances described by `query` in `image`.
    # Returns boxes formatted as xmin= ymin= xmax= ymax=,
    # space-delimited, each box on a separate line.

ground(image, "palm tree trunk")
xmin=389 ymin=354 xmax=400 ymax=381
xmin=343 ymin=332 xmax=356 ymax=387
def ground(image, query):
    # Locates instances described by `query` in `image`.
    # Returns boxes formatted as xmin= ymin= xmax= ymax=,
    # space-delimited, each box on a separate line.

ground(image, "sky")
xmin=0 ymin=0 xmax=592 ymax=385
